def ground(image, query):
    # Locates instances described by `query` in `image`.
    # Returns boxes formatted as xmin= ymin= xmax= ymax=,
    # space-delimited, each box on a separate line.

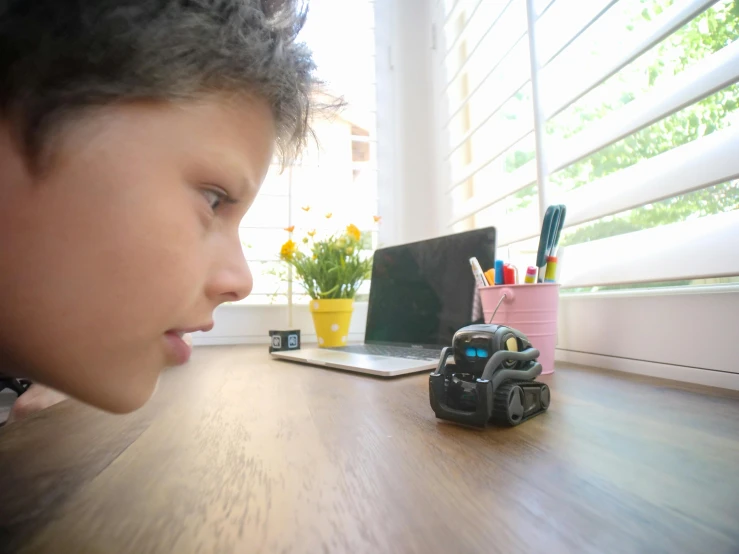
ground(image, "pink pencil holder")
xmin=478 ymin=284 xmax=559 ymax=375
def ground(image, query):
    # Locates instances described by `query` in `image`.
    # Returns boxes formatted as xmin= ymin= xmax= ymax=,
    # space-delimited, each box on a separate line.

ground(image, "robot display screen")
xmin=364 ymin=227 xmax=496 ymax=349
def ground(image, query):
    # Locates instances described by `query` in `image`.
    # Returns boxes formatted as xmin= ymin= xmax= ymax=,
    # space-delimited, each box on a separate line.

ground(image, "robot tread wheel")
xmin=491 ymin=381 xmax=550 ymax=427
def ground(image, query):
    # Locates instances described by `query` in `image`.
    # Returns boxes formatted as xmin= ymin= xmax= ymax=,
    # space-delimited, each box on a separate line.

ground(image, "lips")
xmin=168 ymin=323 xmax=214 ymax=335
xmin=163 ymin=331 xmax=191 ymax=365
xmin=161 ymin=323 xmax=213 ymax=366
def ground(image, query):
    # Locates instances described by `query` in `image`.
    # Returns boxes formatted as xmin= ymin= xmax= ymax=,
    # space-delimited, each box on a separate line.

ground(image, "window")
xmin=436 ymin=0 xmax=739 ymax=291
xmin=237 ymin=0 xmax=380 ymax=305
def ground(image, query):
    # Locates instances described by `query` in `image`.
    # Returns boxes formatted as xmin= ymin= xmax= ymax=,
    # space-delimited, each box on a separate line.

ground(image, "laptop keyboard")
xmin=333 ymin=344 xmax=442 ymax=361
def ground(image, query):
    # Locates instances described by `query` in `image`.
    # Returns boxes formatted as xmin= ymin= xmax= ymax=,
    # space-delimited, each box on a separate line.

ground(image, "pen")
xmin=494 ymin=260 xmax=505 ymax=285
xmin=484 ymin=269 xmax=497 ymax=286
xmin=503 ymin=263 xmax=517 ymax=285
xmin=469 ymin=257 xmax=490 ymax=288
xmin=544 ymin=256 xmax=557 ymax=283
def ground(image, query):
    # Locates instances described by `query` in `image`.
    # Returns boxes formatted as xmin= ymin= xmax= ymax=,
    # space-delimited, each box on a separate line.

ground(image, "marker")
xmin=544 ymin=256 xmax=558 ymax=283
xmin=524 ymin=266 xmax=537 ymax=284
xmin=484 ymin=269 xmax=496 ymax=286
xmin=494 ymin=260 xmax=505 ymax=285
xmin=469 ymin=257 xmax=489 ymax=287
xmin=503 ymin=263 xmax=517 ymax=285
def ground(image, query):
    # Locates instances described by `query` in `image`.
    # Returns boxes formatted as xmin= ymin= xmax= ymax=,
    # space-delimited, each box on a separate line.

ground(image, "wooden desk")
xmin=1 ymin=346 xmax=738 ymax=554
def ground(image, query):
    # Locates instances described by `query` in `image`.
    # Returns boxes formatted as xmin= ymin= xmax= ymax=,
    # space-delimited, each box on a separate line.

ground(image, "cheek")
xmin=0 ymin=181 xmax=208 ymax=412
xmin=60 ymin=194 xmax=203 ymax=323
xmin=5 ymin=167 xmax=204 ymax=332
xmin=104 ymin=205 xmax=206 ymax=311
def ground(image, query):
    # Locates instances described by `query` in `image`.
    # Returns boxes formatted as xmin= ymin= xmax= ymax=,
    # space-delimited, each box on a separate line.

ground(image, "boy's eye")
xmin=200 ymin=188 xmax=229 ymax=211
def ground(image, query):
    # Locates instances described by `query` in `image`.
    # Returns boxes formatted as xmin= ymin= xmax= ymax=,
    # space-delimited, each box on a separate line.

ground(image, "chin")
xmin=71 ymin=367 xmax=162 ymax=415
xmin=98 ymin=385 xmax=158 ymax=414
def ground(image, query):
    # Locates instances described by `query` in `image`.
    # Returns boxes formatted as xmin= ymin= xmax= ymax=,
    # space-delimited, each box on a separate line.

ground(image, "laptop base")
xmin=270 ymin=348 xmax=437 ymax=377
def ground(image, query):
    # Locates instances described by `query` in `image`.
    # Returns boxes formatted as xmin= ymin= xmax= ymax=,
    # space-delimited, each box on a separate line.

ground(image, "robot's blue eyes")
xmin=465 ymin=347 xmax=477 ymax=357
xmin=477 ymin=348 xmax=488 ymax=358
xmin=465 ymin=347 xmax=489 ymax=358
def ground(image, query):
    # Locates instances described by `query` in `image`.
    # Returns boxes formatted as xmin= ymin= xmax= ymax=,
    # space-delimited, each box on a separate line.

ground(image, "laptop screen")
xmin=364 ymin=227 xmax=496 ymax=349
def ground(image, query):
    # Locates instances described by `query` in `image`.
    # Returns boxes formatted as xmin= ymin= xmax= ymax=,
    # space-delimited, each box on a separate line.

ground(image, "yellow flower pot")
xmin=309 ymin=298 xmax=354 ymax=348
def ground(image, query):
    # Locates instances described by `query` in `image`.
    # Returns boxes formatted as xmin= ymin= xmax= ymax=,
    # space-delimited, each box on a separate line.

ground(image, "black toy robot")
xmin=429 ymin=324 xmax=550 ymax=427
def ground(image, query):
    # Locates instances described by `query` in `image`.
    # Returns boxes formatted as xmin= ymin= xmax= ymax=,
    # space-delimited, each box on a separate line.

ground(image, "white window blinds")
xmin=437 ymin=0 xmax=739 ymax=289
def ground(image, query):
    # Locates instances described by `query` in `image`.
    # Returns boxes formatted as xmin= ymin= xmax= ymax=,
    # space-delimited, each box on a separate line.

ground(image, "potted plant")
xmin=279 ymin=220 xmax=373 ymax=348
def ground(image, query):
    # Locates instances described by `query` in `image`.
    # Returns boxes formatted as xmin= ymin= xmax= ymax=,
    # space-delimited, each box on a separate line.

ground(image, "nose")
xmin=206 ymin=236 xmax=253 ymax=304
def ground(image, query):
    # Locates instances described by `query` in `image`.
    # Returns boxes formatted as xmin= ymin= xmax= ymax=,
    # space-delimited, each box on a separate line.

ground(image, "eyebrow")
xmin=216 ymin=160 xmax=255 ymax=201
xmin=237 ymin=174 xmax=261 ymax=202
xmin=242 ymin=174 xmax=258 ymax=195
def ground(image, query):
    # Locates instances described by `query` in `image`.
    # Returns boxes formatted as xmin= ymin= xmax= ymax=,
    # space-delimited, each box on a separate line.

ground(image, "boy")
xmin=0 ymin=0 xmax=318 ymax=419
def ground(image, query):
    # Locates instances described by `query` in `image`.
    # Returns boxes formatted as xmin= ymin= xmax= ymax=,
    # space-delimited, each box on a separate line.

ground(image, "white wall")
xmin=376 ymin=0 xmax=445 ymax=247
xmin=557 ymin=287 xmax=739 ymax=390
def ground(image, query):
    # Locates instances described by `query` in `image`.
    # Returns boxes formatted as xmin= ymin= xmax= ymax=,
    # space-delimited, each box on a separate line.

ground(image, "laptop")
xmin=271 ymin=227 xmax=497 ymax=377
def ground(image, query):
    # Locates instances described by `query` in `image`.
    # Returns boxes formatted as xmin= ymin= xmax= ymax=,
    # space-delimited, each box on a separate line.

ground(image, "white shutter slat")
xmin=449 ymin=124 xmax=535 ymax=192
xmin=450 ymin=160 xmax=537 ymax=225
xmin=444 ymin=0 xmax=520 ymax=92
xmin=537 ymin=0 xmax=618 ymax=66
xmin=444 ymin=0 xmax=486 ymax=55
xmin=550 ymin=40 xmax=739 ymax=172
xmin=563 ymin=126 xmax=739 ymax=228
xmin=446 ymin=73 xmax=531 ymax=157
xmin=540 ymin=0 xmax=719 ymax=120
xmin=445 ymin=30 xmax=528 ymax=125
xmin=491 ymin=204 xmax=540 ymax=247
xmin=560 ymin=210 xmax=739 ymax=287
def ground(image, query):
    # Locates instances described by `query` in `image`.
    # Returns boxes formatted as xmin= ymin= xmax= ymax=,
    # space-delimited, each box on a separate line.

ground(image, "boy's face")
xmin=0 ymin=95 xmax=275 ymax=413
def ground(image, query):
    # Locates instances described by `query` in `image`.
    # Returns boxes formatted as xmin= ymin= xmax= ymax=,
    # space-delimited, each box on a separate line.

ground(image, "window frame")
xmin=194 ymin=0 xmax=395 ymax=346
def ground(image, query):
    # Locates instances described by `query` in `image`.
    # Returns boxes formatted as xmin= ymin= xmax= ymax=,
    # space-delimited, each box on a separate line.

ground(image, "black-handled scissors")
xmin=535 ymin=204 xmax=566 ymax=282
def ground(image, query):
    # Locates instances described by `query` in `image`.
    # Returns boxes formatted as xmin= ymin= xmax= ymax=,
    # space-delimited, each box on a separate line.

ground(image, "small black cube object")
xmin=269 ymin=329 xmax=301 ymax=353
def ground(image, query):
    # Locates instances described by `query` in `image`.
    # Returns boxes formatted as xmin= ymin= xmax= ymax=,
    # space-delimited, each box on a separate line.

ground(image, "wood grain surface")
xmin=1 ymin=345 xmax=738 ymax=554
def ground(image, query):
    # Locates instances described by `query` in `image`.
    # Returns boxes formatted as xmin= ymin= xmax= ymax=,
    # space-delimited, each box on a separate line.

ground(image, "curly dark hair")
xmin=0 ymin=0 xmax=319 ymax=168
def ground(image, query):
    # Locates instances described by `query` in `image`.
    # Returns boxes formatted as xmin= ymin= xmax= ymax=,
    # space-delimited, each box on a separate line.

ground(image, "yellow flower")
xmin=302 ymin=237 xmax=309 ymax=244
xmin=312 ymin=254 xmax=317 ymax=260
xmin=307 ymin=229 xmax=316 ymax=237
xmin=325 ymin=212 xmax=333 ymax=219
xmin=301 ymin=205 xmax=311 ymax=212
xmin=280 ymin=239 xmax=297 ymax=260
xmin=346 ymin=224 xmax=361 ymax=241
xmin=373 ymin=215 xmax=382 ymax=223
xmin=284 ymin=225 xmax=295 ymax=233
xmin=345 ymin=246 xmax=354 ymax=255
